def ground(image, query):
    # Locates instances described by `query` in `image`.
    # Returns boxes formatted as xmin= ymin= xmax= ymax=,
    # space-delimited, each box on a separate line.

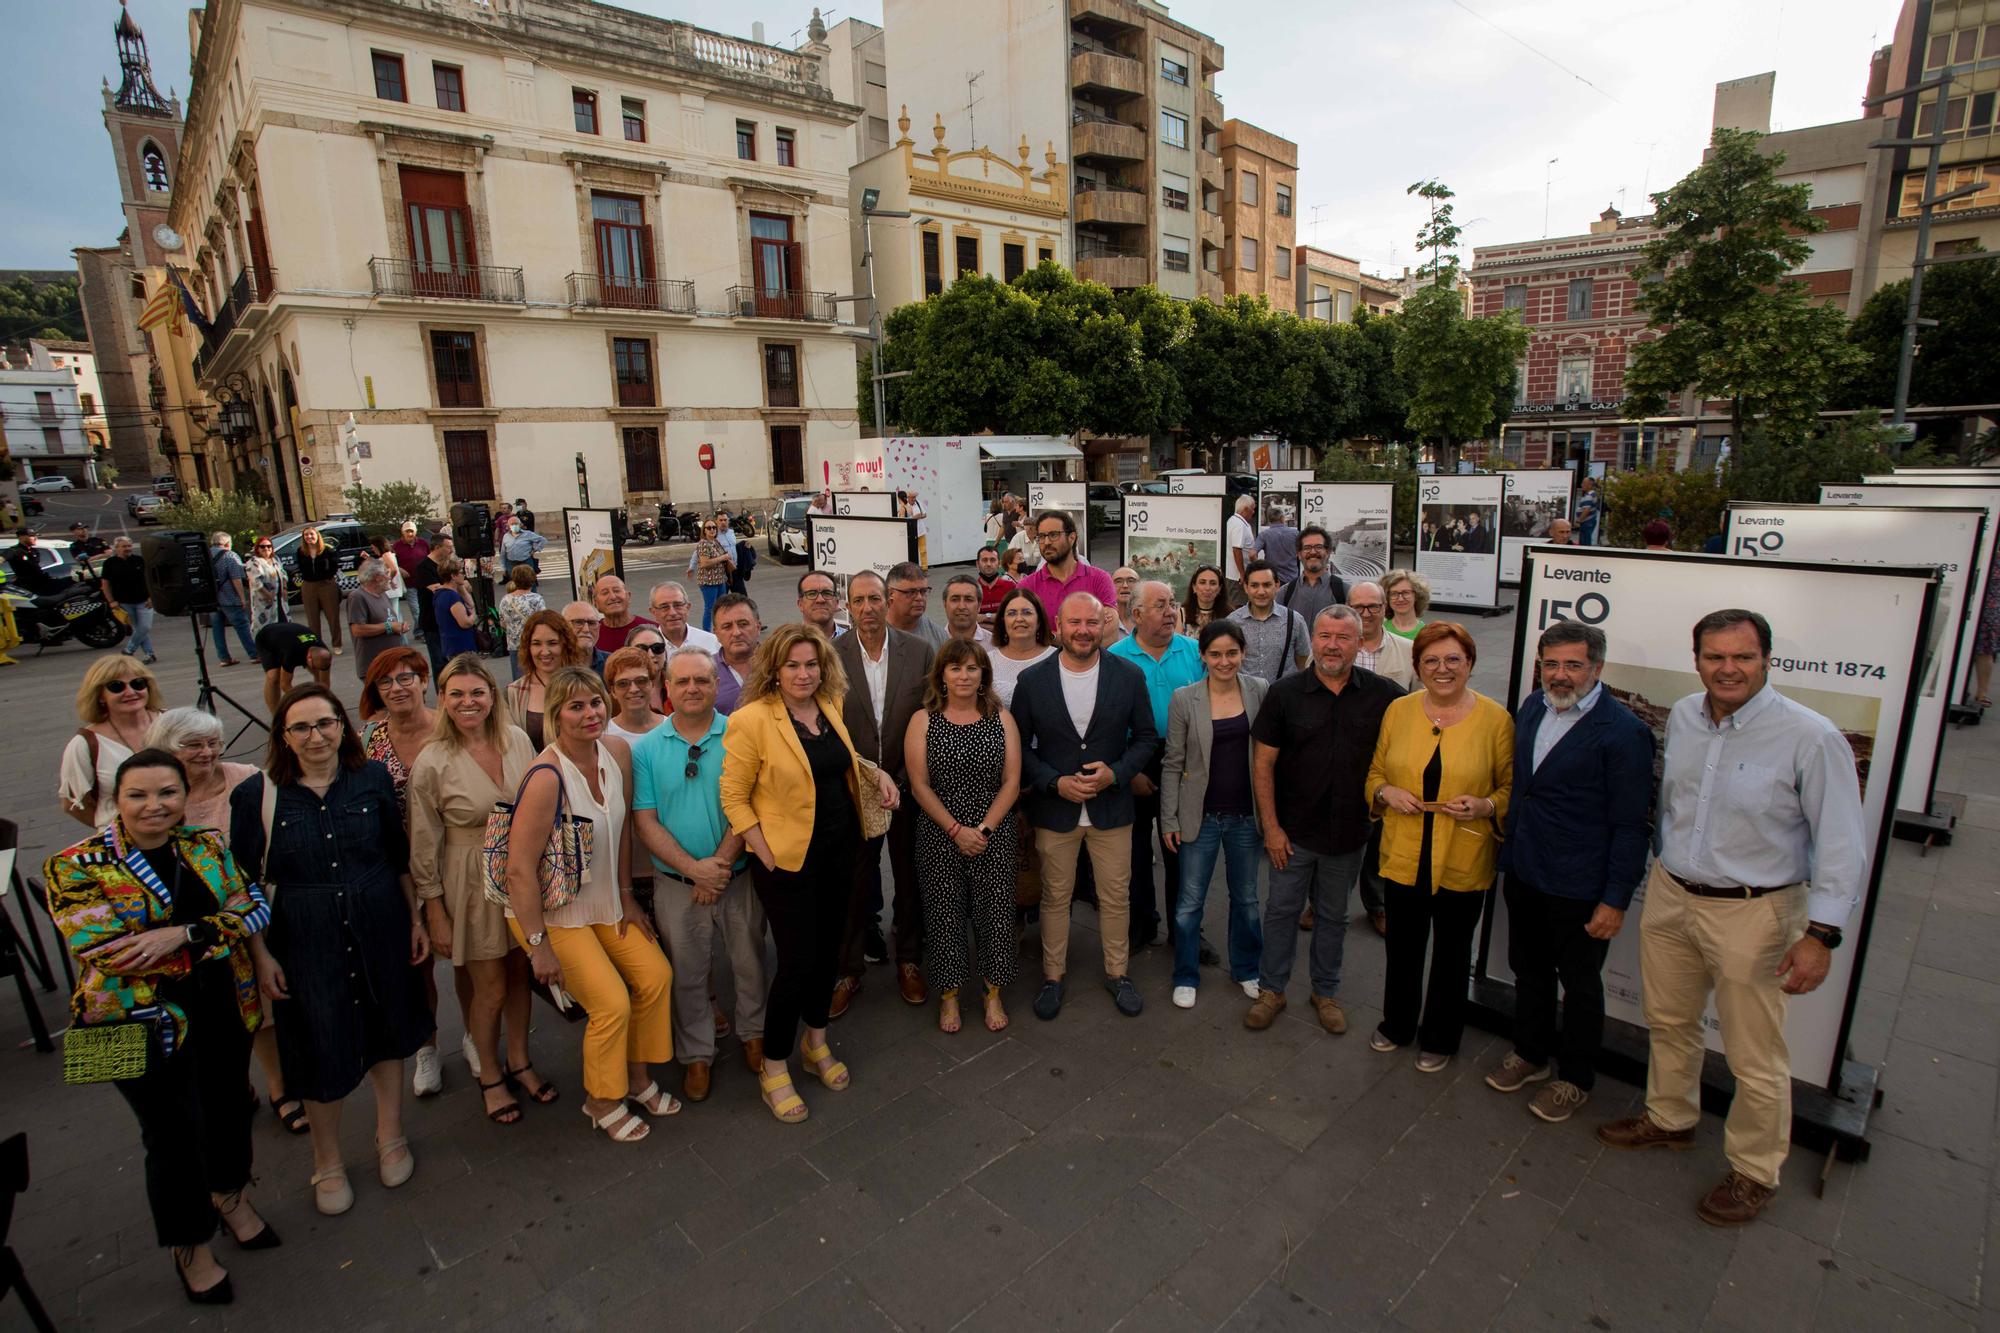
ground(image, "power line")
xmin=1445 ymin=0 xmax=1623 ymax=105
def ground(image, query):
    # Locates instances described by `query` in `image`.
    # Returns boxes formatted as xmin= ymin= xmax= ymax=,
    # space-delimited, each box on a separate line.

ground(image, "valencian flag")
xmin=134 ymin=282 xmax=179 ymax=336
xmin=169 ymin=269 xmax=213 ymax=337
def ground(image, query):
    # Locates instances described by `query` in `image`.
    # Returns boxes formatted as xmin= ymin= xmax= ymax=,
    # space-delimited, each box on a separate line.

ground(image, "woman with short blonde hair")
xmin=59 ymin=655 xmax=166 ymax=827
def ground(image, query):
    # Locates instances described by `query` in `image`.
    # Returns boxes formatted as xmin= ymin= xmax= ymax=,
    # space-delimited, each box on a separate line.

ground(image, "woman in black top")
xmin=293 ymin=526 xmax=343 ymax=652
xmin=232 ymin=685 xmax=432 ymax=1217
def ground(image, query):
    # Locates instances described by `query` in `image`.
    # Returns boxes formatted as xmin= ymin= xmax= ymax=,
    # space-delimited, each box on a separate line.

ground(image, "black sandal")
xmin=504 ymin=1064 xmax=559 ymax=1104
xmin=478 ymin=1077 xmax=522 ymax=1125
xmin=269 ymin=1095 xmax=310 ymax=1135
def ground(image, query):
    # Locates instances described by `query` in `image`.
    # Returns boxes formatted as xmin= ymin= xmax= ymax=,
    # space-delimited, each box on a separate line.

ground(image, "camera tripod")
xmin=189 ymin=612 xmax=268 ymax=752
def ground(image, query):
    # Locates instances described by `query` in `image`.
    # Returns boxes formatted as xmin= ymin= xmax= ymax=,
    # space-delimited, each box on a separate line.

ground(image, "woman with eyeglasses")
xmin=44 ymin=748 xmax=276 ymax=1304
xmin=507 ymin=610 xmax=585 ymax=750
xmin=1365 ymin=622 xmax=1513 ymax=1074
xmin=496 ymin=563 xmax=546 ymax=679
xmin=60 ymin=655 xmax=167 ymax=829
xmin=1181 ymin=565 xmax=1227 ymax=637
xmin=245 ymin=537 xmax=288 ymax=636
xmin=1381 ymin=569 xmax=1431 ymax=641
xmin=231 ymin=685 xmax=432 ymax=1215
xmin=407 ymin=654 xmax=548 ymax=1125
xmin=603 ymin=644 xmax=670 ymax=745
xmin=625 ymin=624 xmax=670 ymax=713
xmin=693 ymin=521 xmax=732 ymax=630
xmin=147 ymin=707 xmax=303 ymax=1136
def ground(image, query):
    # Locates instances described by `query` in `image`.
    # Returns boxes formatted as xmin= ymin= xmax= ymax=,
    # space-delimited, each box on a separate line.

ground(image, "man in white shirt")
xmin=1225 ymin=495 xmax=1257 ymax=608
xmin=648 ymin=581 xmax=720 ymax=653
xmin=941 ymin=574 xmax=992 ymax=644
xmin=794 ymin=571 xmax=841 ymax=638
xmin=886 ymin=561 xmax=950 ymax=649
xmin=1340 ymin=580 xmax=1411 ymax=937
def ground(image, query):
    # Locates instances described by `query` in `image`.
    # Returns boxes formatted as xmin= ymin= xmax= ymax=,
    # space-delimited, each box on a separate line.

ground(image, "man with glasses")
xmin=832 ymin=570 xmax=933 ymax=1011
xmin=1485 ymin=620 xmax=1653 ymax=1126
xmin=1276 ymin=525 xmax=1346 ymax=629
xmin=794 ymin=572 xmax=840 ymax=639
xmin=1336 ymin=579 xmax=1412 ymax=938
xmin=561 ymin=601 xmax=611 ymax=672
xmin=255 ymin=620 xmax=334 ymax=715
xmin=710 ymin=592 xmax=761 ymax=715
xmin=648 ymin=581 xmax=719 ymax=653
xmin=1107 ymin=566 xmax=1140 ymax=644
xmin=631 ymin=647 xmax=769 ymax=1104
xmin=941 ymin=574 xmax=991 ymax=645
xmin=885 ymin=560 xmax=948 ymax=648
xmin=1017 ymin=510 xmax=1115 ymax=627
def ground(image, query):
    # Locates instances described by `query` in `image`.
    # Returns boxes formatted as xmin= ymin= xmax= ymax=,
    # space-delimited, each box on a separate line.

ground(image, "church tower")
xmin=102 ymin=0 xmax=182 ymax=268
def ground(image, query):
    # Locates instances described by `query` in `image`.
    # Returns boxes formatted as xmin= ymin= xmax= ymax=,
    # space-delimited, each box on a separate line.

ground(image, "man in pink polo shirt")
xmin=1017 ymin=508 xmax=1115 ymax=620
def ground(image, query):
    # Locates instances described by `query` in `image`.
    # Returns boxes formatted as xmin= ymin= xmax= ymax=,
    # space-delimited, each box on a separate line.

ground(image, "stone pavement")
xmin=2 ymin=549 xmax=1998 ymax=1331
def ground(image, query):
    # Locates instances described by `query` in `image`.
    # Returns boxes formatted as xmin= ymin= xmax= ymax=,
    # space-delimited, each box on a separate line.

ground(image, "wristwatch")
xmin=526 ymin=930 xmax=548 ymax=948
xmin=1804 ymin=923 xmax=1843 ymax=950
xmin=979 ymin=826 xmax=995 ymax=839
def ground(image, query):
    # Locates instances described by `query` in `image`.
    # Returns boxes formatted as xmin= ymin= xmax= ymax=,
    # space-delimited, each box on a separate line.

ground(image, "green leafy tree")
xmin=1841 ymin=248 xmax=2000 ymax=421
xmin=1175 ymin=295 xmax=1308 ymax=448
xmin=1722 ymin=413 xmax=1897 ymax=505
xmin=1624 ymin=128 xmax=1864 ymax=444
xmin=1345 ymin=308 xmax=1410 ymax=444
xmin=1272 ymin=318 xmax=1365 ymax=450
xmin=1598 ymin=464 xmax=1726 ymax=551
xmin=159 ymin=487 xmax=267 ymax=551
xmin=0 ymin=275 xmax=86 ymax=344
xmin=343 ymin=480 xmax=442 ymax=539
xmin=1407 ymin=179 xmax=1463 ymax=288
xmin=1315 ymin=442 xmax=1418 ymax=540
xmin=1393 ymin=284 xmax=1527 ymax=471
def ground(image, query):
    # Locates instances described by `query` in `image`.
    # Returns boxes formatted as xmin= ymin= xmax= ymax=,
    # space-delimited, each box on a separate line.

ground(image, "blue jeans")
xmin=1257 ymin=843 xmax=1363 ymax=998
xmin=1172 ymin=814 xmax=1265 ymax=989
xmin=119 ymin=602 xmax=155 ymax=657
xmin=209 ymin=604 xmax=254 ymax=661
xmin=700 ymin=582 xmax=723 ymax=630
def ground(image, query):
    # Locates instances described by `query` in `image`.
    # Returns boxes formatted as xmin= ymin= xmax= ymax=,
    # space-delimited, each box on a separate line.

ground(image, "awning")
xmin=978 ymin=438 xmax=1084 ymax=463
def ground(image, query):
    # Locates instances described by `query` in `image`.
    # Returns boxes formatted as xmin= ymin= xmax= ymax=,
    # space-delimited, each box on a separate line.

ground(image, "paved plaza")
xmin=2 ymin=534 xmax=1999 ymax=1331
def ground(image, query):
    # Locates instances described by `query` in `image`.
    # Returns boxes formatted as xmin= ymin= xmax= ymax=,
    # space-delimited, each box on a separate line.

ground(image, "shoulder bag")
xmin=481 ymin=762 xmax=595 ymax=911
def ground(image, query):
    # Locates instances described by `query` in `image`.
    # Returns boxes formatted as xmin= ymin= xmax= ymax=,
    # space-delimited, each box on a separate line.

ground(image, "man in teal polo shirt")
xmin=1107 ymin=579 xmax=1204 ymax=951
xmin=631 ymin=646 xmax=770 ymax=1105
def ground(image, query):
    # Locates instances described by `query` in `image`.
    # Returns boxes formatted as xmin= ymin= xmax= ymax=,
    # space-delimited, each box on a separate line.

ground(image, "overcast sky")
xmin=4 ymin=0 xmax=1901 ymax=274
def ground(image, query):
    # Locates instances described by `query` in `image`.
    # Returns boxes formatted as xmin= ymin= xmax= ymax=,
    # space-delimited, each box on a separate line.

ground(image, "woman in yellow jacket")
xmin=721 ymin=622 xmax=899 ymax=1123
xmin=1365 ymin=622 xmax=1514 ymax=1074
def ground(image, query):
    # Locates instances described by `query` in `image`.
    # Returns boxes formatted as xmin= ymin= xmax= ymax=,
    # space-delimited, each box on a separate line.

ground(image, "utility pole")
xmin=1543 ymin=157 xmax=1559 ymax=237
xmin=837 ymin=191 xmax=914 ymax=436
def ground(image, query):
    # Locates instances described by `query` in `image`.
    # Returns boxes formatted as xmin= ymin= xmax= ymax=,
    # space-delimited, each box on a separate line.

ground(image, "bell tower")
xmin=102 ymin=0 xmax=183 ymax=267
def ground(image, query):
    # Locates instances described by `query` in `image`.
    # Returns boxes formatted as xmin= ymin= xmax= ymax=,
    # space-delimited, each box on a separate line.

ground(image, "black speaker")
xmin=611 ymin=508 xmax=628 ymax=548
xmin=451 ymin=502 xmax=493 ymax=558
xmin=141 ymin=530 xmax=218 ymax=616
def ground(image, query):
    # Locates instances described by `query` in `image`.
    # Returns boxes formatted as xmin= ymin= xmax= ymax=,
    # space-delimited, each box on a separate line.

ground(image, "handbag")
xmin=481 ymin=763 xmax=595 ymax=912
xmin=854 ymin=755 xmax=893 ymax=841
xmin=63 ymin=1018 xmax=157 ymax=1084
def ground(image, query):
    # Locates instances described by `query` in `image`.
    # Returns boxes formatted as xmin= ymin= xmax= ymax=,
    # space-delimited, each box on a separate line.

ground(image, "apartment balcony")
xmin=1069 ymin=0 xmax=1145 ymax=33
xmin=566 ymin=273 xmax=697 ymax=315
xmin=1200 ymin=209 xmax=1224 ymax=248
xmin=193 ymin=266 xmax=277 ymax=386
xmin=1072 ymin=114 xmax=1146 ymax=163
xmin=725 ymin=285 xmax=836 ymax=322
xmin=1199 ymin=269 xmax=1224 ymax=303
xmin=1197 ymin=150 xmax=1223 ymax=190
xmin=1075 ymin=244 xmax=1149 ymax=289
xmin=1074 ymin=183 xmax=1148 ymax=227
xmin=1070 ymin=47 xmax=1143 ymax=101
xmin=369 ymin=257 xmax=525 ymax=304
xmin=1199 ymin=86 xmax=1224 ymax=131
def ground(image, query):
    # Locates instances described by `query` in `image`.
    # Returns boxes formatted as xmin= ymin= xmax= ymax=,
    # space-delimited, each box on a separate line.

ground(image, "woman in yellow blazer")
xmin=1364 ymin=621 xmax=1514 ymax=1074
xmin=721 ymin=622 xmax=898 ymax=1124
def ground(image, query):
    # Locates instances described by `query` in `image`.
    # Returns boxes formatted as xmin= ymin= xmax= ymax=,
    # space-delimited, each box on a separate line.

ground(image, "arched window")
xmin=141 ymin=142 xmax=170 ymax=192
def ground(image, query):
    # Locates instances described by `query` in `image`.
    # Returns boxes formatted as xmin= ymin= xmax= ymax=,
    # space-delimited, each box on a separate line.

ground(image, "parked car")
xmin=152 ymin=474 xmax=181 ymax=498
xmin=20 ymin=492 xmax=44 ymax=516
xmin=1153 ymin=468 xmax=1260 ymax=500
xmin=126 ymin=493 xmax=165 ymax=524
xmin=19 ymin=476 xmax=76 ymax=493
xmin=267 ymin=519 xmax=369 ymax=604
xmin=765 ymin=492 xmax=814 ymax=565
xmin=1087 ymin=482 xmax=1122 ymax=533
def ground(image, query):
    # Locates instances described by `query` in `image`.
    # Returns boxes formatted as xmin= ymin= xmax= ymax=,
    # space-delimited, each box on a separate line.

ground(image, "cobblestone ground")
xmin=2 ymin=538 xmax=1996 ymax=1331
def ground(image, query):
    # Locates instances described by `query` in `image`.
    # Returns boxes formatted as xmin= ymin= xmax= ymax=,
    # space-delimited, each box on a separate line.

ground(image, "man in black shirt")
xmin=255 ymin=621 xmax=333 ymax=715
xmin=513 ymin=499 xmax=535 ymax=532
xmin=2 ymin=528 xmax=65 ymax=596
xmin=99 ymin=535 xmax=159 ymax=663
xmin=1245 ymin=604 xmax=1403 ymax=1036
xmin=405 ymin=532 xmax=454 ymax=680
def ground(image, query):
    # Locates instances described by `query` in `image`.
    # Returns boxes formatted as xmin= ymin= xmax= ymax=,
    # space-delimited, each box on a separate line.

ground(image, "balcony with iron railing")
xmin=1072 ymin=111 xmax=1146 ymax=163
xmin=566 ymin=273 xmax=697 ymax=315
xmin=369 ymin=256 xmax=525 ymax=304
xmin=724 ymin=286 xmax=836 ymax=322
xmin=1074 ymin=181 xmax=1148 ymax=227
xmin=1074 ymin=240 xmax=1149 ymax=289
xmin=193 ymin=266 xmax=277 ymax=384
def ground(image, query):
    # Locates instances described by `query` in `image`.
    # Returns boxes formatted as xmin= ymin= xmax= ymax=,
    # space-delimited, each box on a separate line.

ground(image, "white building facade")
xmin=0 ymin=368 xmax=93 ymax=485
xmin=170 ymin=0 xmax=866 ymax=522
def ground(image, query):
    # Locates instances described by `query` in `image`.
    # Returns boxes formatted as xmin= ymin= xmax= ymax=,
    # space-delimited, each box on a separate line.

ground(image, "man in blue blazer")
xmin=1011 ymin=590 xmax=1160 ymax=1022
xmin=1487 ymin=619 xmax=1655 ymax=1122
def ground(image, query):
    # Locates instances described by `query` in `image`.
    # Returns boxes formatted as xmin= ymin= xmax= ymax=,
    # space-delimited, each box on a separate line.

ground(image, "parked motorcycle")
xmin=4 ymin=580 xmax=130 ymax=651
xmin=627 ymin=516 xmax=658 ymax=545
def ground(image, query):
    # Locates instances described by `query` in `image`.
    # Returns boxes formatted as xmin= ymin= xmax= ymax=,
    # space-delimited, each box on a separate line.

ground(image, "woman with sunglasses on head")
xmin=245 ymin=536 xmax=289 ymax=636
xmin=44 ymin=748 xmax=277 ymax=1304
xmin=407 ymin=654 xmax=548 ymax=1125
xmin=1365 ymin=622 xmax=1513 ymax=1074
xmin=231 ymin=685 xmax=432 ymax=1216
xmin=625 ymin=624 xmax=671 ymax=713
xmin=60 ymin=655 xmax=167 ymax=829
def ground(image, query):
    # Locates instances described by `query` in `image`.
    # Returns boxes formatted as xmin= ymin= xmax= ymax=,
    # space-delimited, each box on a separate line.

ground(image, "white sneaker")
xmin=460 ymin=1033 xmax=481 ymax=1079
xmin=1240 ymin=980 xmax=1260 ymax=1000
xmin=1172 ymin=986 xmax=1197 ymax=1009
xmin=412 ymin=1044 xmax=442 ymax=1097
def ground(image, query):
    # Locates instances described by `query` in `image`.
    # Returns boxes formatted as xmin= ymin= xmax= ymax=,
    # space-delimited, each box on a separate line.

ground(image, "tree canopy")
xmin=0 ymin=275 xmax=86 ymax=347
xmin=1392 ymin=283 xmax=1527 ymax=469
xmin=1841 ymin=247 xmax=2000 ymax=412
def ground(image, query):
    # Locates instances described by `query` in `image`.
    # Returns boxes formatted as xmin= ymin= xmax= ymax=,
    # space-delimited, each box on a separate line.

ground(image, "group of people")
xmin=40 ymin=499 xmax=1875 ymax=1306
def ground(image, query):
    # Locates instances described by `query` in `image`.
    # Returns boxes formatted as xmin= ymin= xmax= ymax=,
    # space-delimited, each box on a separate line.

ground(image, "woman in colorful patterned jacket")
xmin=43 ymin=747 xmax=276 ymax=1307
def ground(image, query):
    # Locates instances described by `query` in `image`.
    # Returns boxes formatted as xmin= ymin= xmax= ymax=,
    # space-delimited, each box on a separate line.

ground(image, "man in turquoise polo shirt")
xmin=631 ymin=646 xmax=769 ymax=1104
xmin=1107 ymin=580 xmax=1204 ymax=952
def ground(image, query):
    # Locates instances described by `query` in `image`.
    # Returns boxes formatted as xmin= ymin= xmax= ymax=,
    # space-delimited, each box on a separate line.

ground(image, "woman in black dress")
xmin=233 ymin=684 xmax=433 ymax=1217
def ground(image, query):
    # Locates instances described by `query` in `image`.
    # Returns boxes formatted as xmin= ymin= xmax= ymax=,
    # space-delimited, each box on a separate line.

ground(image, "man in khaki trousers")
xmin=1597 ymin=609 xmax=1867 ymax=1226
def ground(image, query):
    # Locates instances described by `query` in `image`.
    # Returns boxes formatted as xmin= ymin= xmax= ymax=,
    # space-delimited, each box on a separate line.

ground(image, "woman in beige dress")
xmin=407 ymin=655 xmax=551 ymax=1124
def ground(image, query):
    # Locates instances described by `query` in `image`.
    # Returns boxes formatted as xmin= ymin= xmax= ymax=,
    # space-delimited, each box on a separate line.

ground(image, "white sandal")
xmin=627 ymin=1081 xmax=682 ymax=1118
xmin=583 ymin=1102 xmax=650 ymax=1142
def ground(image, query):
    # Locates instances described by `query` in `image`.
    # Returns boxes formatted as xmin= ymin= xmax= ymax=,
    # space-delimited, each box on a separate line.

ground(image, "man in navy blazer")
xmin=1011 ymin=590 xmax=1159 ymax=1022
xmin=1487 ymin=619 xmax=1655 ymax=1123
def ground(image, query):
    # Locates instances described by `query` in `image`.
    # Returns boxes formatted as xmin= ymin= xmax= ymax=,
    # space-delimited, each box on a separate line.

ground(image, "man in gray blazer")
xmin=831 ymin=570 xmax=934 ymax=1015
xmin=1011 ymin=591 xmax=1160 ymax=1021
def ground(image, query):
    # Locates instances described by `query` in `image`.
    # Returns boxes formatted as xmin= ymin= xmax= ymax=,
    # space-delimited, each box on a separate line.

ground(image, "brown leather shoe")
xmin=830 ymin=976 xmax=860 ymax=1020
xmin=1596 ymin=1115 xmax=1696 ymax=1152
xmin=1697 ymin=1169 xmax=1775 ymax=1226
xmin=682 ymin=1061 xmax=711 ymax=1102
xmin=740 ymin=1037 xmax=764 ymax=1076
xmin=1369 ymin=911 xmax=1387 ymax=937
xmin=1310 ymin=995 xmax=1347 ymax=1035
xmin=1243 ymin=989 xmax=1287 ymax=1030
xmin=898 ymin=963 xmax=927 ymax=1006
xmin=1297 ymin=903 xmax=1315 ymax=932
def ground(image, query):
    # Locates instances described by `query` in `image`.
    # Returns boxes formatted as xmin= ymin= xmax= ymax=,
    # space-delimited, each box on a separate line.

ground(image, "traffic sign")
xmin=697 ymin=442 xmax=716 ymax=471
xmin=300 ymin=455 xmax=314 ymax=476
